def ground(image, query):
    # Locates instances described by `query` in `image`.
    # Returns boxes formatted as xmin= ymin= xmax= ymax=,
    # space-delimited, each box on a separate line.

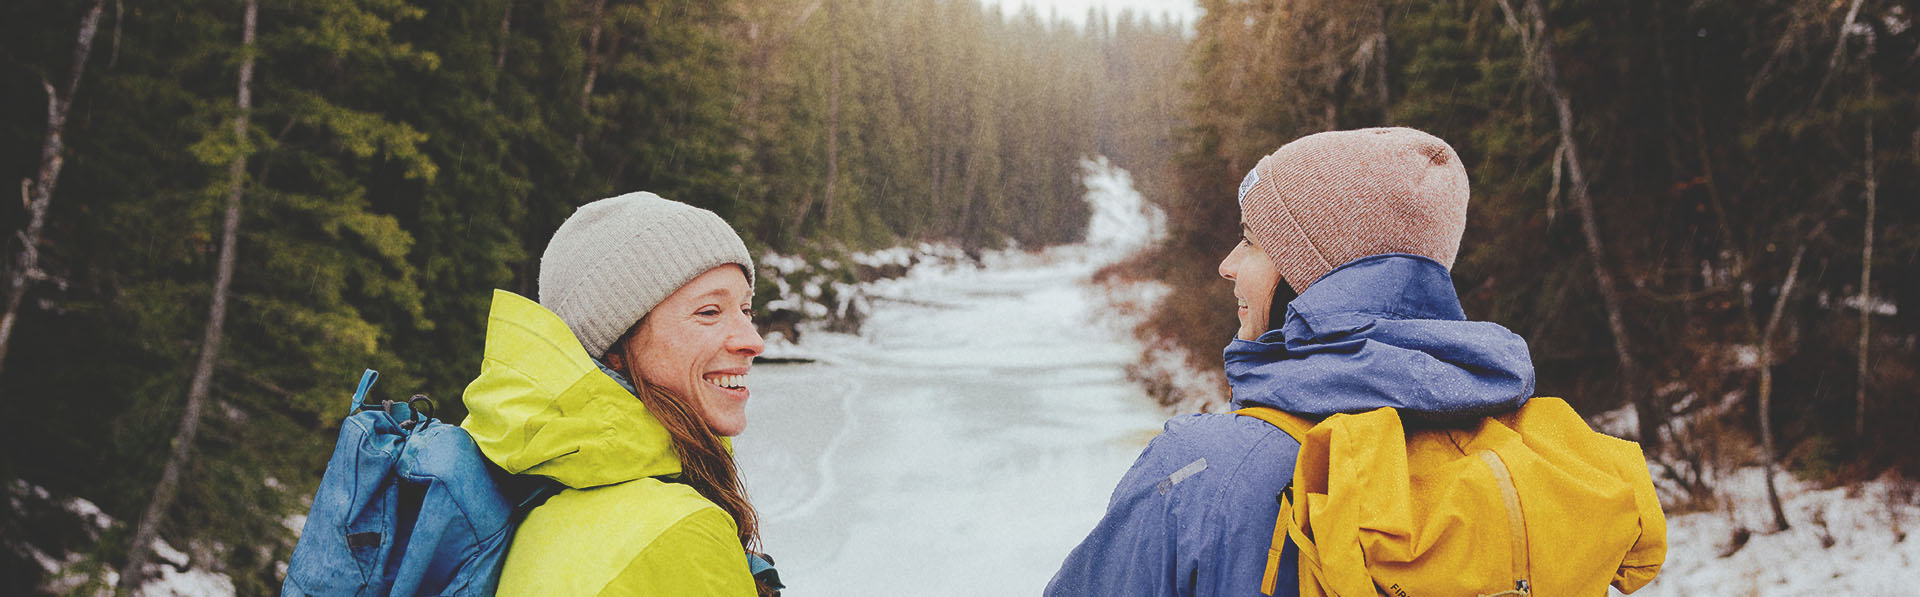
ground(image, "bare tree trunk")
xmin=820 ymin=0 xmax=841 ymax=233
xmin=788 ymin=1 xmax=840 ymax=240
xmin=957 ymin=145 xmax=982 ymax=253
xmin=1856 ymin=32 xmax=1876 ymax=442
xmin=1373 ymin=0 xmax=1389 ymax=111
xmin=491 ymin=0 xmax=522 ymax=106
xmin=116 ymin=0 xmax=256 ymax=591
xmin=743 ymin=0 xmax=827 ymax=129
xmin=495 ymin=0 xmax=513 ymax=72
xmin=573 ymin=0 xmax=608 ymax=154
xmin=928 ymin=147 xmax=943 ymax=232
xmin=0 ymin=0 xmax=107 ymax=378
xmin=1811 ymin=0 xmax=1866 ymax=107
xmin=109 ymin=0 xmax=123 ymax=69
xmin=484 ymin=0 xmax=512 ymax=106
xmin=1756 ymin=235 xmax=1812 ymax=533
xmin=1497 ymin=0 xmax=1659 ymax=448
xmin=1651 ymin=0 xmax=1688 ymax=177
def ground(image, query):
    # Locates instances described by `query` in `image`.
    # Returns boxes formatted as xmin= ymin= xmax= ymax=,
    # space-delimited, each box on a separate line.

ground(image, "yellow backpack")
xmin=1235 ymin=398 xmax=1666 ymax=596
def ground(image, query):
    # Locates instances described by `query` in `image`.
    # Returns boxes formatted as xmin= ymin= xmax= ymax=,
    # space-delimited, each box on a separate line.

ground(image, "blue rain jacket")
xmin=1046 ymin=254 xmax=1536 ymax=596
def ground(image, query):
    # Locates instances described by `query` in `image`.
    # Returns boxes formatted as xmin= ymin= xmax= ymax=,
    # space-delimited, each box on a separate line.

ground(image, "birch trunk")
xmin=0 ymin=0 xmax=108 ymax=377
xmin=1856 ymin=34 xmax=1876 ymax=441
xmin=116 ymin=0 xmax=256 ymax=591
xmin=820 ymin=0 xmax=841 ymax=232
xmin=1812 ymin=0 xmax=1866 ymax=107
xmin=573 ymin=0 xmax=607 ymax=154
xmin=1756 ymin=237 xmax=1811 ymax=532
xmin=1497 ymin=0 xmax=1660 ymax=448
xmin=495 ymin=1 xmax=512 ymax=72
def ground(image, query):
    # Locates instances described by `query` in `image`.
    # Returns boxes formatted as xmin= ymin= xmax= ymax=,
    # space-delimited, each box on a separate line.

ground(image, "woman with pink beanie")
xmin=1047 ymin=128 xmax=1538 ymax=596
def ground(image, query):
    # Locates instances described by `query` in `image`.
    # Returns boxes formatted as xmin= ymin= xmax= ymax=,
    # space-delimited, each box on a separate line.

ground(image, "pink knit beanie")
xmin=1236 ymin=127 xmax=1469 ymax=294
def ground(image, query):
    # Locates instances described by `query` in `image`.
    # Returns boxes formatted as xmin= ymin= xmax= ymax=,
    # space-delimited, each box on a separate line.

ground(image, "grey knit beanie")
xmin=539 ymin=191 xmax=755 ymax=357
xmin=1236 ymin=127 xmax=1470 ymax=294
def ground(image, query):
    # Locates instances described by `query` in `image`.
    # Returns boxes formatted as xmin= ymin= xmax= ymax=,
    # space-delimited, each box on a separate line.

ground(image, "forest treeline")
xmin=1109 ymin=0 xmax=1917 ymax=528
xmin=0 ymin=0 xmax=1183 ymax=592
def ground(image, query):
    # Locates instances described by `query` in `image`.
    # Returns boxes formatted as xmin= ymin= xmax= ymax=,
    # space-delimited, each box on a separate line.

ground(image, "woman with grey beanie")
xmin=460 ymin=191 xmax=780 ymax=596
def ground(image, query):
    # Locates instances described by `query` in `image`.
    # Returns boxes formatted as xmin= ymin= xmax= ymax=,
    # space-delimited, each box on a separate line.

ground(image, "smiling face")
xmin=1218 ymin=225 xmax=1286 ymax=341
xmin=611 ymin=265 xmax=764 ymax=436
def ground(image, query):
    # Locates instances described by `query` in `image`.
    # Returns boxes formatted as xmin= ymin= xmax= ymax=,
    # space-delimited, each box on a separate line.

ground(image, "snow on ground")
xmin=1588 ymin=397 xmax=1920 ymax=594
xmin=11 ymin=480 xmax=238 ymax=596
xmin=1620 ymin=469 xmax=1920 ymax=596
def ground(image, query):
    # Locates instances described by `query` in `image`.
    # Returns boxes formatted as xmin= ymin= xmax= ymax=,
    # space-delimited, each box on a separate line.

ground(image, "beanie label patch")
xmin=1236 ymin=168 xmax=1261 ymax=207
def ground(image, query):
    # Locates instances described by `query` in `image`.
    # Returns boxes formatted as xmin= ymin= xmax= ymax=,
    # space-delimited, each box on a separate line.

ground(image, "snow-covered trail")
xmin=733 ymin=160 xmax=1168 ymax=596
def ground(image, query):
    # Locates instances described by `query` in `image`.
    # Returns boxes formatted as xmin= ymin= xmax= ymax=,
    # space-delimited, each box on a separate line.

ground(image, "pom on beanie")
xmin=538 ymin=191 xmax=755 ymax=357
xmin=1236 ymin=127 xmax=1470 ymax=294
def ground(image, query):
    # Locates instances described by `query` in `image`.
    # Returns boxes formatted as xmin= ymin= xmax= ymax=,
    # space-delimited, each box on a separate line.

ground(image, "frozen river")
xmin=733 ymin=160 xmax=1172 ymax=596
xmin=734 ymin=247 xmax=1168 ymax=596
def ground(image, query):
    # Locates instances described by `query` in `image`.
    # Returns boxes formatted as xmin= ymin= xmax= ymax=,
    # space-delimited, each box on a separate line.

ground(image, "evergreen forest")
xmin=1107 ymin=0 xmax=1919 ymax=536
xmin=3 ymin=0 xmax=1918 ymax=593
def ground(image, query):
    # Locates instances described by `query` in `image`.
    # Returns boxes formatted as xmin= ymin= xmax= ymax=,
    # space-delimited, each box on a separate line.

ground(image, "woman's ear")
xmin=604 ymin=340 xmax=627 ymax=373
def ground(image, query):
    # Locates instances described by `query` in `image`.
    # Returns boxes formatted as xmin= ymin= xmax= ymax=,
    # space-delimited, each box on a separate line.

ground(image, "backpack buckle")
xmin=348 ymin=369 xmax=434 ymax=429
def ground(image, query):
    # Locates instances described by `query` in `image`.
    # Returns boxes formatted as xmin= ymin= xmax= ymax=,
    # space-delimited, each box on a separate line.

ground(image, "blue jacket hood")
xmin=1225 ymin=253 xmax=1535 ymax=420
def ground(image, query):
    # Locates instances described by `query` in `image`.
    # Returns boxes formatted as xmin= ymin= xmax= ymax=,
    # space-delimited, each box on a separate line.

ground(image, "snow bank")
xmin=757 ymin=155 xmax=1166 ymax=363
xmin=9 ymin=480 xmax=238 ymax=596
xmin=1081 ymin=155 xmax=1164 ymax=255
xmin=1584 ymin=394 xmax=1919 ymax=594
xmin=1624 ymin=469 xmax=1919 ymax=595
xmin=755 ymin=242 xmax=977 ymax=362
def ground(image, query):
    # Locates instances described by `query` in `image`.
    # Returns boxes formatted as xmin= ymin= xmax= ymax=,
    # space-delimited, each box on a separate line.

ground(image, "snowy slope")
xmin=1621 ymin=468 xmax=1919 ymax=596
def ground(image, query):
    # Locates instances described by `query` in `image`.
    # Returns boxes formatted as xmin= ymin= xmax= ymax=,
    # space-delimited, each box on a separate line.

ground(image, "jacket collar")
xmin=1225 ymin=254 xmax=1535 ymax=420
xmin=460 ymin=290 xmax=684 ymax=488
xmin=1276 ymin=253 xmax=1466 ymax=343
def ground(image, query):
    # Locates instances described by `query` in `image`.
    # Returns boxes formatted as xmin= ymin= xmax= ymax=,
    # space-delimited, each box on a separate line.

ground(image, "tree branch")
xmin=0 ymin=0 xmax=107 ymax=378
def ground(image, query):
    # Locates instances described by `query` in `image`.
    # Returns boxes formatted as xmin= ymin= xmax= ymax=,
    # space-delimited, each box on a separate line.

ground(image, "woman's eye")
xmin=742 ymin=307 xmax=757 ymax=318
xmin=1238 ymin=236 xmax=1251 ymax=247
xmin=697 ymin=308 xmax=722 ymax=317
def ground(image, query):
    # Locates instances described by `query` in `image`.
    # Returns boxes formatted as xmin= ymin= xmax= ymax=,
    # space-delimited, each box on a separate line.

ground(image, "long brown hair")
xmin=609 ymin=335 xmax=773 ymax=595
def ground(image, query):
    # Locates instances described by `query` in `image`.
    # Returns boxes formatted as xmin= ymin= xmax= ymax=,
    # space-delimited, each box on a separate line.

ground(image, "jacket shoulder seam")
xmin=599 ymin=504 xmax=741 ymax=594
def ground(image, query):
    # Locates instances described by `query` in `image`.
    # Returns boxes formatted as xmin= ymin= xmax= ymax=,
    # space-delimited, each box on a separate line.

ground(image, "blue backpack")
xmin=282 ymin=370 xmax=555 ymax=597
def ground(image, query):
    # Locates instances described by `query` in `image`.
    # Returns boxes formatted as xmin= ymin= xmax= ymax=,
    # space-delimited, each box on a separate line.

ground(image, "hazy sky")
xmin=982 ymin=0 xmax=1201 ymax=29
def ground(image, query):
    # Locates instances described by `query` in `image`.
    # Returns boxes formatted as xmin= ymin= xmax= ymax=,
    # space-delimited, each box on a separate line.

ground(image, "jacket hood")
xmin=1225 ymin=253 xmax=1534 ymax=420
xmin=460 ymin=290 xmax=684 ymax=489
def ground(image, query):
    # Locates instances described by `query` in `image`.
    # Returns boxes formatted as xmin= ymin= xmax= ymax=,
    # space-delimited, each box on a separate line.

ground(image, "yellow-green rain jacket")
xmin=460 ymin=290 xmax=756 ymax=596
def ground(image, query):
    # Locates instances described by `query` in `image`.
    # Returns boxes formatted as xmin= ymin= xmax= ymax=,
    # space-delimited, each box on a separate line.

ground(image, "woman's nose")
xmin=730 ymin=317 xmax=765 ymax=357
xmin=1219 ymin=246 xmax=1241 ymax=281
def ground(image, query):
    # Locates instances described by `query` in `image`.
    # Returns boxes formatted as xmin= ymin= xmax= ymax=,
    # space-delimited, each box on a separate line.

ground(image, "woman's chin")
xmin=1234 ymin=320 xmax=1262 ymax=341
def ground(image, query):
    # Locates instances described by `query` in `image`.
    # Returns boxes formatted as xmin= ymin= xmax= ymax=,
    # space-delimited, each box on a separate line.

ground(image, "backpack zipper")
xmin=1478 ymin=450 xmax=1531 ymax=596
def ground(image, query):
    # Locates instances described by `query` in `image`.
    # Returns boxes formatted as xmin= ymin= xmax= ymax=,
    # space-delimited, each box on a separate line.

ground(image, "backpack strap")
xmin=748 ymin=551 xmax=785 ymax=594
xmin=1233 ymin=407 xmax=1313 ymax=444
xmin=1232 ymin=407 xmax=1316 ymax=596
